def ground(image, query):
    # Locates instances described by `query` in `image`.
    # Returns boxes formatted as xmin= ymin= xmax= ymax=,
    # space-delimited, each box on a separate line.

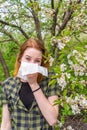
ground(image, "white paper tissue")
xmin=17 ymin=61 xmax=48 ymax=80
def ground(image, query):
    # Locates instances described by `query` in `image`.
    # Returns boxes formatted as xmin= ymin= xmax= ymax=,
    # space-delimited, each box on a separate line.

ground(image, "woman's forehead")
xmin=24 ymin=48 xmax=42 ymax=57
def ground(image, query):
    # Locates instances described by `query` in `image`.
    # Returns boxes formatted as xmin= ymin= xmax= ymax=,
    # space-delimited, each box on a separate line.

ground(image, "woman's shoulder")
xmin=2 ymin=76 xmax=19 ymax=83
xmin=2 ymin=77 xmax=20 ymax=89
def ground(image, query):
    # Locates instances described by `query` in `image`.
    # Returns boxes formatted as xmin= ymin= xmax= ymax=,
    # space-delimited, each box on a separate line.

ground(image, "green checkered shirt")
xmin=1 ymin=72 xmax=59 ymax=130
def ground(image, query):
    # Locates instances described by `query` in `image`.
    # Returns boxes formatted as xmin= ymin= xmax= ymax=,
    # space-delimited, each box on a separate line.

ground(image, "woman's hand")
xmin=27 ymin=73 xmax=39 ymax=90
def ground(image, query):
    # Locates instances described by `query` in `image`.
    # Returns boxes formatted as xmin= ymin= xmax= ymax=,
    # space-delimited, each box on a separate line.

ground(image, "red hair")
xmin=13 ymin=38 xmax=49 ymax=82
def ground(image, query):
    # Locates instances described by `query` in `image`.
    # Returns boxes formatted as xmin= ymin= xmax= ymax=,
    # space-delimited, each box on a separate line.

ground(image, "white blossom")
xmin=80 ymin=80 xmax=87 ymax=86
xmin=84 ymin=52 xmax=87 ymax=60
xmin=67 ymin=54 xmax=72 ymax=59
xmin=66 ymin=97 xmax=73 ymax=104
xmin=49 ymin=56 xmax=54 ymax=66
xmin=67 ymin=125 xmax=74 ymax=130
xmin=57 ymin=73 xmax=67 ymax=90
xmin=79 ymin=95 xmax=87 ymax=109
xmin=57 ymin=40 xmax=66 ymax=50
xmin=70 ymin=64 xmax=85 ymax=76
xmin=71 ymin=104 xmax=81 ymax=114
xmin=68 ymin=60 xmax=73 ymax=65
xmin=60 ymin=64 xmax=66 ymax=72
xmin=72 ymin=50 xmax=78 ymax=55
xmin=85 ymin=45 xmax=87 ymax=49
xmin=63 ymin=36 xmax=71 ymax=43
xmin=66 ymin=95 xmax=87 ymax=115
xmin=65 ymin=72 xmax=71 ymax=79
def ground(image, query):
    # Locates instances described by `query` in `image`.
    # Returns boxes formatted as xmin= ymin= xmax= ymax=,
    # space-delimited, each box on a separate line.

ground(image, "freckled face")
xmin=21 ymin=48 xmax=42 ymax=65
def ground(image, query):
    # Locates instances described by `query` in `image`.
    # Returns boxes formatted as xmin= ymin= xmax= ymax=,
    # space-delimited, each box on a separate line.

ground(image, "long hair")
xmin=13 ymin=38 xmax=49 ymax=82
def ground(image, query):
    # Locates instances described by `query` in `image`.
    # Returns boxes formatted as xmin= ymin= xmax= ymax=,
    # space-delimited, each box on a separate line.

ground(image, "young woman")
xmin=1 ymin=38 xmax=59 ymax=130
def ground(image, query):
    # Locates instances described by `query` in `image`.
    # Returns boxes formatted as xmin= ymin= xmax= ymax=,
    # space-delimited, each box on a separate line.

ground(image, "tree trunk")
xmin=0 ymin=50 xmax=10 ymax=79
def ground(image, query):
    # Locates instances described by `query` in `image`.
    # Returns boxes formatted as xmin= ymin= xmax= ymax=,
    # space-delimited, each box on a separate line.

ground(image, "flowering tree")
xmin=48 ymin=0 xmax=87 ymax=128
xmin=51 ymin=45 xmax=87 ymax=128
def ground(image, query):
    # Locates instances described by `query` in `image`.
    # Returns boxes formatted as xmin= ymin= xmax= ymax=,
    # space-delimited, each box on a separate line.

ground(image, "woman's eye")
xmin=26 ymin=57 xmax=31 ymax=61
xmin=35 ymin=60 xmax=41 ymax=63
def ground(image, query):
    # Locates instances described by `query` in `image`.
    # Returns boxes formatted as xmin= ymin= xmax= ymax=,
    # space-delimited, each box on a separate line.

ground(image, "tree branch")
xmin=56 ymin=0 xmax=82 ymax=36
xmin=1 ymin=29 xmax=20 ymax=46
xmin=51 ymin=0 xmax=54 ymax=9
xmin=0 ymin=19 xmax=29 ymax=39
xmin=30 ymin=0 xmax=44 ymax=44
xmin=51 ymin=0 xmax=62 ymax=36
xmin=58 ymin=8 xmax=73 ymax=35
xmin=0 ymin=39 xmax=12 ymax=43
xmin=0 ymin=50 xmax=10 ymax=78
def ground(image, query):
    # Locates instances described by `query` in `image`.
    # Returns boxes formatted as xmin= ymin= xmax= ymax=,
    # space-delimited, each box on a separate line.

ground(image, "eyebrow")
xmin=26 ymin=55 xmax=42 ymax=60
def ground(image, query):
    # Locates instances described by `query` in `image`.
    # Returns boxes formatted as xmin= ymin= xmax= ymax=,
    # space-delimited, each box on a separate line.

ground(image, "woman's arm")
xmin=32 ymin=86 xmax=58 ymax=126
xmin=27 ymin=73 xmax=58 ymax=126
xmin=0 ymin=104 xmax=11 ymax=130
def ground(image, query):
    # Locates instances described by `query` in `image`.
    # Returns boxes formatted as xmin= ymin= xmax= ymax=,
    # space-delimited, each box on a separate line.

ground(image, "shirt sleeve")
xmin=1 ymin=83 xmax=7 ymax=106
xmin=47 ymin=71 xmax=60 ymax=97
xmin=1 ymin=78 xmax=11 ymax=106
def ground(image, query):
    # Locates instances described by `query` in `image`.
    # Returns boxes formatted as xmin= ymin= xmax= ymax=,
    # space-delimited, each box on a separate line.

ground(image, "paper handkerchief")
xmin=17 ymin=61 xmax=48 ymax=80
